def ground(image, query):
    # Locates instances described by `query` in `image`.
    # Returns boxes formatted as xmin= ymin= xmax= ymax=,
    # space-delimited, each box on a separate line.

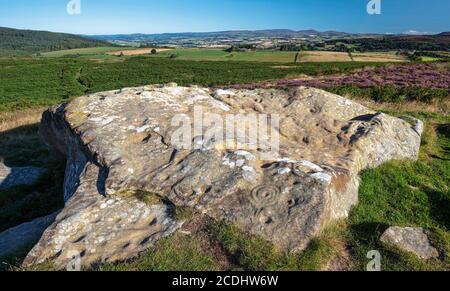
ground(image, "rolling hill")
xmin=0 ymin=27 xmax=112 ymax=56
xmin=88 ymin=29 xmax=450 ymax=51
xmin=89 ymin=29 xmax=353 ymax=43
xmin=327 ymin=33 xmax=450 ymax=51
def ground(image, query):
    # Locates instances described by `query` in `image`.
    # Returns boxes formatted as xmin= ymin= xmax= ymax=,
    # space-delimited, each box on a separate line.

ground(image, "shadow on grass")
xmin=0 ymin=122 xmax=65 ymax=268
xmin=425 ymin=187 xmax=450 ymax=230
xmin=437 ymin=123 xmax=450 ymax=138
xmin=348 ymin=222 xmax=389 ymax=265
xmin=0 ymin=123 xmax=49 ymax=168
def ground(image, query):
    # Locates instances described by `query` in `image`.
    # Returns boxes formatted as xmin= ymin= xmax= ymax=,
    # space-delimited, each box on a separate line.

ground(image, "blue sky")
xmin=0 ymin=0 xmax=449 ymax=35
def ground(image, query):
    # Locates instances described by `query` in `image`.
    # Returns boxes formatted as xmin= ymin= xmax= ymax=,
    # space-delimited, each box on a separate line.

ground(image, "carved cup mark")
xmin=250 ymin=185 xmax=281 ymax=208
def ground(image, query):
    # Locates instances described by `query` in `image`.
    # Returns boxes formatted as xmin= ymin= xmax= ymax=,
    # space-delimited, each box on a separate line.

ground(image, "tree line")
xmin=0 ymin=27 xmax=111 ymax=56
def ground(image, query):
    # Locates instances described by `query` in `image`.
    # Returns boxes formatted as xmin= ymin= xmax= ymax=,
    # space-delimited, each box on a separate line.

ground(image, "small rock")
xmin=380 ymin=226 xmax=439 ymax=260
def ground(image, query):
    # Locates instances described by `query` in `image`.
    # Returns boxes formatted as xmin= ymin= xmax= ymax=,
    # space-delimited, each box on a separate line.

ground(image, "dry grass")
xmin=298 ymin=51 xmax=352 ymax=62
xmin=320 ymin=221 xmax=352 ymax=271
xmin=295 ymin=220 xmax=351 ymax=271
xmin=298 ymin=51 xmax=406 ymax=63
xmin=354 ymin=98 xmax=450 ymax=115
xmin=352 ymin=52 xmax=407 ymax=62
xmin=0 ymin=108 xmax=44 ymax=133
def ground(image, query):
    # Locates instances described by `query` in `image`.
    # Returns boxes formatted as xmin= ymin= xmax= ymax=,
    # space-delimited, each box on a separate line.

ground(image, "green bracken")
xmin=0 ymin=57 xmax=393 ymax=113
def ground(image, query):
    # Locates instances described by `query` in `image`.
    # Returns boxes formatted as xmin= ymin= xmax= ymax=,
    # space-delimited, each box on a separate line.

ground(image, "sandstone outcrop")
xmin=24 ymin=84 xmax=422 ymax=269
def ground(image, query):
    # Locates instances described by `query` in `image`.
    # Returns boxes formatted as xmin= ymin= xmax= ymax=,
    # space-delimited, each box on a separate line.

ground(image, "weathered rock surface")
xmin=0 ymin=212 xmax=58 ymax=259
xmin=0 ymin=162 xmax=46 ymax=190
xmin=23 ymin=164 xmax=180 ymax=268
xmin=24 ymin=84 xmax=422 ymax=268
xmin=380 ymin=226 xmax=439 ymax=260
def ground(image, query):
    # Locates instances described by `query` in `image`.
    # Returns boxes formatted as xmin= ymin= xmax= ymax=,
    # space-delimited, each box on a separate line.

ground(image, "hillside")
xmin=0 ymin=27 xmax=111 ymax=56
xmin=89 ymin=29 xmax=353 ymax=43
xmin=88 ymin=29 xmax=450 ymax=52
xmin=328 ymin=33 xmax=450 ymax=51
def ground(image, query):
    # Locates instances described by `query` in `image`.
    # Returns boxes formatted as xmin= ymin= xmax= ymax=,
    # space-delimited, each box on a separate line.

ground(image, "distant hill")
xmin=396 ymin=33 xmax=450 ymax=44
xmin=0 ymin=27 xmax=111 ymax=56
xmin=89 ymin=29 xmax=450 ymax=51
xmin=327 ymin=33 xmax=450 ymax=51
xmin=89 ymin=29 xmax=353 ymax=43
xmin=437 ymin=32 xmax=450 ymax=37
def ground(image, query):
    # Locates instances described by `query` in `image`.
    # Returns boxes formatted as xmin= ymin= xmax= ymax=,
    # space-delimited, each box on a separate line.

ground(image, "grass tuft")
xmin=97 ymin=233 xmax=220 ymax=271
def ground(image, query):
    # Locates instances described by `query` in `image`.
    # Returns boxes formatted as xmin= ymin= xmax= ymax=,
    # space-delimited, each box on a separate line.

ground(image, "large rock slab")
xmin=24 ymin=84 xmax=422 ymax=268
xmin=380 ymin=226 xmax=439 ymax=260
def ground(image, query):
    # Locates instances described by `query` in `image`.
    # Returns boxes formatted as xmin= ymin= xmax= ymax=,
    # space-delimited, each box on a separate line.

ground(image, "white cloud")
xmin=403 ymin=30 xmax=434 ymax=35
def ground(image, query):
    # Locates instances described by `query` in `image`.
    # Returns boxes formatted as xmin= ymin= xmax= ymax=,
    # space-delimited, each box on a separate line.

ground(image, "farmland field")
xmin=106 ymin=48 xmax=173 ymax=56
xmin=150 ymin=49 xmax=407 ymax=63
xmin=152 ymin=49 xmax=299 ymax=62
xmin=41 ymin=46 xmax=135 ymax=58
xmin=299 ymin=51 xmax=407 ymax=62
xmin=39 ymin=47 xmax=409 ymax=63
xmin=0 ymin=57 xmax=395 ymax=112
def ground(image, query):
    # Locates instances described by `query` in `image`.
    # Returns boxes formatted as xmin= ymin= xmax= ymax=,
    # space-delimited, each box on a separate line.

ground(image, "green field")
xmin=41 ymin=46 xmax=135 ymax=58
xmin=152 ymin=48 xmax=300 ymax=62
xmin=422 ymin=57 xmax=442 ymax=62
xmin=0 ymin=57 xmax=393 ymax=113
xmin=40 ymin=48 xmax=302 ymax=63
xmin=147 ymin=48 xmax=407 ymax=63
xmin=38 ymin=47 xmax=408 ymax=63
